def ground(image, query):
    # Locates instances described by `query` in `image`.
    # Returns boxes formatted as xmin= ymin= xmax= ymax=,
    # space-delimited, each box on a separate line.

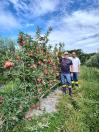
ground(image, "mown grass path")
xmin=25 ymin=89 xmax=62 ymax=119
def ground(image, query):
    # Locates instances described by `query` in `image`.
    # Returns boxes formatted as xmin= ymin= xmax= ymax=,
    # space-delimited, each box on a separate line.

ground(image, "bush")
xmin=86 ymin=53 xmax=99 ymax=68
xmin=0 ymin=28 xmax=59 ymax=131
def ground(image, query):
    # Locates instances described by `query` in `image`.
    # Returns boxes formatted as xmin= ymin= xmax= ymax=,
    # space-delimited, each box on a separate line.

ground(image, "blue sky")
xmin=0 ymin=0 xmax=99 ymax=53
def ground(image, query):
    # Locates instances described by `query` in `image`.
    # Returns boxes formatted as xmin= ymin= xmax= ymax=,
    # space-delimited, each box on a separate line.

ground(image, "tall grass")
xmin=86 ymin=53 xmax=99 ymax=68
xmin=61 ymin=66 xmax=99 ymax=132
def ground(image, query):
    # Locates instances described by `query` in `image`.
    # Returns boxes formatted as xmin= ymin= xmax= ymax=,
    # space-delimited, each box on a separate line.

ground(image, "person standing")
xmin=71 ymin=52 xmax=81 ymax=87
xmin=60 ymin=52 xmax=73 ymax=96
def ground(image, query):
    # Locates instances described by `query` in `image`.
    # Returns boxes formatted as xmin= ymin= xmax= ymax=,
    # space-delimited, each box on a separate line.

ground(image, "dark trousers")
xmin=71 ymin=72 xmax=79 ymax=86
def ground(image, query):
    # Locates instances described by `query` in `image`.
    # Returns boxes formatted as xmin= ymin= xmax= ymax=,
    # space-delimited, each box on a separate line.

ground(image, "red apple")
xmin=4 ymin=61 xmax=14 ymax=69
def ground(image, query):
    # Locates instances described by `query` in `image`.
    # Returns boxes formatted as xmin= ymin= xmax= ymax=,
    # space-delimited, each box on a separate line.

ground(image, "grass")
xmin=0 ymin=79 xmax=20 ymax=94
xmin=0 ymin=76 xmax=6 ymax=84
xmin=2 ymin=66 xmax=99 ymax=132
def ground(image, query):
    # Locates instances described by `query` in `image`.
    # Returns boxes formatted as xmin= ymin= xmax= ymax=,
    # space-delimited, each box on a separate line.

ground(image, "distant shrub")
xmin=86 ymin=53 xmax=99 ymax=68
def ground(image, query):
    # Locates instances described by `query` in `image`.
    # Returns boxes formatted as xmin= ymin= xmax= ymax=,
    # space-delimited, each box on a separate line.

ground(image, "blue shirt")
xmin=60 ymin=57 xmax=72 ymax=73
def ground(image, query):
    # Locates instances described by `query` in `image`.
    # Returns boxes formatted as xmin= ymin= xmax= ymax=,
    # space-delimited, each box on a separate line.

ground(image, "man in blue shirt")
xmin=60 ymin=52 xmax=73 ymax=96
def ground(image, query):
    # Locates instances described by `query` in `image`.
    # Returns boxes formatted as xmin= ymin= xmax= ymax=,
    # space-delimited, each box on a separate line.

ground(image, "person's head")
xmin=72 ymin=52 xmax=77 ymax=58
xmin=64 ymin=51 xmax=69 ymax=58
xmin=69 ymin=53 xmax=72 ymax=57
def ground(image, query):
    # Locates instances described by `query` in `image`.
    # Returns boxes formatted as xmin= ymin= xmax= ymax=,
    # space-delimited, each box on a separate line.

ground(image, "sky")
xmin=0 ymin=0 xmax=99 ymax=53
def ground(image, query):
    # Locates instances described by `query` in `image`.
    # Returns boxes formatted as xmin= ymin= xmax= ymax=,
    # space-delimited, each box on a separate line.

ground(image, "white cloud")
xmin=0 ymin=1 xmax=21 ymax=30
xmin=84 ymin=43 xmax=99 ymax=47
xmin=8 ymin=0 xmax=18 ymax=5
xmin=48 ymin=10 xmax=99 ymax=53
xmin=63 ymin=10 xmax=99 ymax=27
xmin=7 ymin=0 xmax=60 ymax=17
xmin=0 ymin=12 xmax=20 ymax=30
xmin=0 ymin=0 xmax=60 ymax=31
xmin=29 ymin=0 xmax=60 ymax=16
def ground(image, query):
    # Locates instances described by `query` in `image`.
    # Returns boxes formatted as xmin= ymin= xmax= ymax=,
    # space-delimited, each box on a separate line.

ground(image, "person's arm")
xmin=70 ymin=64 xmax=73 ymax=77
xmin=70 ymin=64 xmax=73 ymax=73
xmin=59 ymin=57 xmax=62 ymax=63
xmin=70 ymin=60 xmax=73 ymax=76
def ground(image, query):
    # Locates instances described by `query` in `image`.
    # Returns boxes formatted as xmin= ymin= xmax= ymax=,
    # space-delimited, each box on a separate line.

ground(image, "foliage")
xmin=86 ymin=53 xmax=99 ymax=68
xmin=0 ymin=28 xmax=59 ymax=131
xmin=13 ymin=67 xmax=99 ymax=132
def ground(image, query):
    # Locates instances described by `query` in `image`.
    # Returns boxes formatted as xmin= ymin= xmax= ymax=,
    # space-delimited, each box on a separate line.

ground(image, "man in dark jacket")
xmin=60 ymin=52 xmax=73 ymax=96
